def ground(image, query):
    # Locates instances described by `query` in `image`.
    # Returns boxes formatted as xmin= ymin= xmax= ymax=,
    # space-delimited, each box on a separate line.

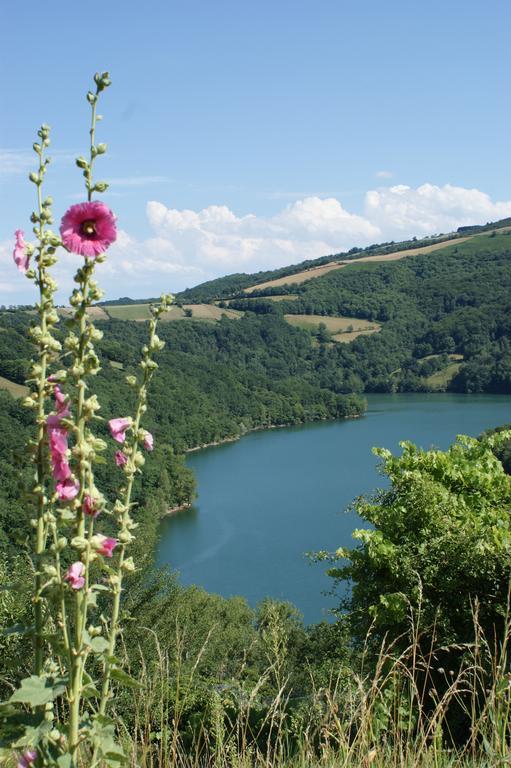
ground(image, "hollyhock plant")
xmin=9 ymin=72 xmax=172 ymax=764
xmin=143 ymin=430 xmax=154 ymax=451
xmin=109 ymin=416 xmax=132 ymax=443
xmin=60 ymin=200 xmax=117 ymax=258
xmin=13 ymin=229 xmax=30 ymax=273
xmin=17 ymin=750 xmax=37 ymax=768
xmin=64 ymin=562 xmax=85 ymax=590
xmin=93 ymin=534 xmax=118 ymax=558
xmin=115 ymin=450 xmax=128 ymax=467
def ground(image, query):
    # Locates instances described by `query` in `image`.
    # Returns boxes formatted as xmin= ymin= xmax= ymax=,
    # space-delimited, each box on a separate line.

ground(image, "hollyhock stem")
xmin=68 ymin=263 xmax=97 ymax=757
xmin=31 ymin=130 xmax=58 ymax=674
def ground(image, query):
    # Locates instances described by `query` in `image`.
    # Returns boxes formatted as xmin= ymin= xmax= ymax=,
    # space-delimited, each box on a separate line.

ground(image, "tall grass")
xmin=110 ymin=605 xmax=511 ymax=768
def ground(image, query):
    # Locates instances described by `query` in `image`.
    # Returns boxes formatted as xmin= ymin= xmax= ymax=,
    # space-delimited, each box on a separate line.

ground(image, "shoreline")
xmin=163 ymin=502 xmax=192 ymax=517
xmin=185 ymin=412 xmax=363 ymax=454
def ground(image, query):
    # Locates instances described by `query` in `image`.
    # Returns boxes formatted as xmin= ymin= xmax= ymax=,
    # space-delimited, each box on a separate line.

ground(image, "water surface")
xmin=156 ymin=394 xmax=511 ymax=623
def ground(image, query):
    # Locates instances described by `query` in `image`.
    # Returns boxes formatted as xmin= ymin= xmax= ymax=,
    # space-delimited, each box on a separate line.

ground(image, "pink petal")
xmin=56 ymin=478 xmax=80 ymax=501
xmin=115 ymin=450 xmax=128 ymax=467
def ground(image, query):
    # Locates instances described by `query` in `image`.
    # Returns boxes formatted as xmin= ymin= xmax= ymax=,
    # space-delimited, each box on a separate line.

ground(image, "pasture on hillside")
xmin=104 ymin=303 xmax=242 ymax=322
xmin=243 ymin=236 xmax=474 ymax=294
xmin=0 ymin=374 xmax=29 ymax=398
xmin=284 ymin=314 xmax=381 ymax=342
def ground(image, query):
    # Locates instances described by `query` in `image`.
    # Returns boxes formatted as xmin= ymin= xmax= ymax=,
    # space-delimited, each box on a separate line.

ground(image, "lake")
xmin=156 ymin=394 xmax=511 ymax=624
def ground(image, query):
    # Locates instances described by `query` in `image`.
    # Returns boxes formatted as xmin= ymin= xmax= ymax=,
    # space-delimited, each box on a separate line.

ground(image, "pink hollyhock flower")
xmin=60 ymin=201 xmax=117 ymax=258
xmin=49 ymin=426 xmax=68 ymax=458
xmin=53 ymin=458 xmax=72 ymax=483
xmin=115 ymin=450 xmax=128 ymax=467
xmin=56 ymin=478 xmax=80 ymax=501
xmin=13 ymin=230 xmax=30 ymax=273
xmin=64 ymin=562 xmax=85 ymax=590
xmin=17 ymin=749 xmax=37 ymax=768
xmin=143 ymin=431 xmax=154 ymax=451
xmin=94 ymin=535 xmax=118 ymax=558
xmin=53 ymin=384 xmax=70 ymax=418
xmin=109 ymin=417 xmax=131 ymax=444
xmin=83 ymin=494 xmax=101 ymax=518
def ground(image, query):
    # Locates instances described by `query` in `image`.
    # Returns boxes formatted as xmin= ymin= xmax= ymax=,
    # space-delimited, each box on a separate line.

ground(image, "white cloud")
xmin=4 ymin=182 xmax=511 ymax=303
xmin=375 ymin=170 xmax=394 ymax=179
xmin=365 ymin=183 xmax=511 ymax=237
xmin=0 ymin=149 xmax=77 ymax=177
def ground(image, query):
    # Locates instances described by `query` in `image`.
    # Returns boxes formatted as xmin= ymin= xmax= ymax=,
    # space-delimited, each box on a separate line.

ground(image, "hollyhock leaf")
xmin=109 ymin=667 xmax=141 ymax=690
xmin=10 ymin=676 xmax=67 ymax=706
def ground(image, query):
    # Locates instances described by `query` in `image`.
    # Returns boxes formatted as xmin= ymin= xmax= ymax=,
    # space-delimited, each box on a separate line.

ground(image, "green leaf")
xmin=109 ymin=668 xmax=141 ymax=690
xmin=57 ymin=755 xmax=73 ymax=767
xmin=10 ymin=676 xmax=67 ymax=707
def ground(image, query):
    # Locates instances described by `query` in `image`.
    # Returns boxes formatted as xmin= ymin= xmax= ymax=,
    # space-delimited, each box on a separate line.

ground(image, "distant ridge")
xmin=99 ymin=216 xmax=511 ymax=306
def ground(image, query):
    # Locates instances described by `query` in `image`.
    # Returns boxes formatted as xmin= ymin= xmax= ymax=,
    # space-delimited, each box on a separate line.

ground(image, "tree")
xmin=328 ymin=431 xmax=511 ymax=649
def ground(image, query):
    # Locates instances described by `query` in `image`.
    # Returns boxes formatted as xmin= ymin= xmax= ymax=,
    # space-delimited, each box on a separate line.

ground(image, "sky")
xmin=2 ymin=0 xmax=511 ymax=304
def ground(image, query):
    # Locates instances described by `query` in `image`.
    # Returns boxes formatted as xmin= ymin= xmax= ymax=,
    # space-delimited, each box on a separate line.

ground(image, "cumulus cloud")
xmin=365 ymin=183 xmax=511 ymax=238
xmin=4 ymin=182 xmax=511 ymax=303
xmin=144 ymin=196 xmax=379 ymax=276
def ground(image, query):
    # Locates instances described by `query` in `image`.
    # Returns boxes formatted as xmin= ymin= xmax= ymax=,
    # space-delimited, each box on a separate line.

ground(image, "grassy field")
xmin=284 ymin=314 xmax=381 ymax=343
xmin=184 ymin=303 xmax=242 ymax=320
xmin=333 ymin=327 xmax=381 ymax=343
xmin=243 ymin=237 xmax=474 ymax=294
xmin=0 ymin=375 xmax=29 ymax=398
xmin=59 ymin=306 xmax=110 ymax=320
xmin=104 ymin=303 xmax=242 ymax=322
xmin=425 ymin=362 xmax=463 ymax=389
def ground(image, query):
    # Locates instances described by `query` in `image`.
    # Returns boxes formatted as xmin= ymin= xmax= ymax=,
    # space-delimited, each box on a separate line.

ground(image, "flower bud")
xmin=29 ymin=172 xmax=40 ymax=184
xmin=125 ymin=375 xmax=138 ymax=387
xmin=43 ymin=565 xmax=58 ymax=577
xmin=94 ymin=181 xmax=109 ymax=193
xmin=75 ymin=156 xmax=89 ymax=169
xmin=71 ymin=536 xmax=87 ymax=552
xmin=96 ymin=143 xmax=107 ymax=154
xmin=122 ymin=557 xmax=135 ymax=572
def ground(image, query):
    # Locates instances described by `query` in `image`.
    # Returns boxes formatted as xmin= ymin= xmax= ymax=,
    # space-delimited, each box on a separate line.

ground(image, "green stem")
xmin=68 ymin=264 xmax=94 ymax=759
xmin=33 ymin=145 xmax=50 ymax=675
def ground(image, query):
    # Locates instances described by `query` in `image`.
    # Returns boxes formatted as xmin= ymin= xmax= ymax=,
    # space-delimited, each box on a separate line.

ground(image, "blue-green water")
xmin=156 ymin=394 xmax=511 ymax=623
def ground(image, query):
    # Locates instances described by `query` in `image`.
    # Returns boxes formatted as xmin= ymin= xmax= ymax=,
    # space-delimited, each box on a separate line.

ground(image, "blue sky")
xmin=2 ymin=0 xmax=511 ymax=303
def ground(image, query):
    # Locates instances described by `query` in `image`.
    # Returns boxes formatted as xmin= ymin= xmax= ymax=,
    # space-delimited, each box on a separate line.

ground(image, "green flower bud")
xmin=76 ymin=156 xmax=89 ymax=169
xmin=125 ymin=375 xmax=138 ymax=387
xmin=43 ymin=565 xmax=58 ymax=577
xmin=96 ymin=143 xmax=107 ymax=154
xmin=94 ymin=181 xmax=109 ymax=193
xmin=122 ymin=557 xmax=135 ymax=572
xmin=29 ymin=172 xmax=40 ymax=184
xmin=43 ymin=196 xmax=53 ymax=207
xmin=71 ymin=536 xmax=87 ymax=551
